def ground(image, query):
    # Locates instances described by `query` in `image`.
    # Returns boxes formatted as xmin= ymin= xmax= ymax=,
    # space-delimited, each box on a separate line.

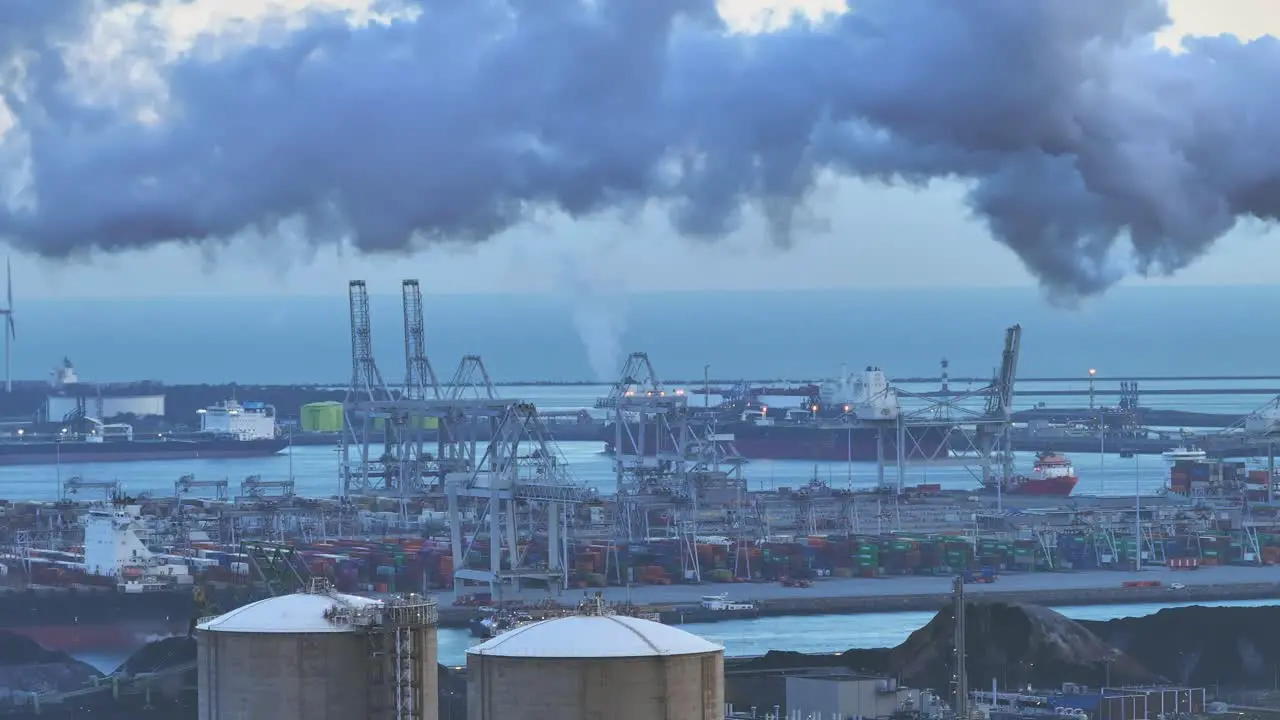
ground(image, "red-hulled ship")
xmin=986 ymin=452 xmax=1079 ymax=497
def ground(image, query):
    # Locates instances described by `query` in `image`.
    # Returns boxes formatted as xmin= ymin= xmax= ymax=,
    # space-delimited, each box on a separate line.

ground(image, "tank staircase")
xmin=317 ymin=578 xmax=440 ymax=720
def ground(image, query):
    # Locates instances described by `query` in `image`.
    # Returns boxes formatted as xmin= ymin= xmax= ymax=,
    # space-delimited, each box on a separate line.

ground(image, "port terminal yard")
xmin=10 ymin=284 xmax=1280 ymax=645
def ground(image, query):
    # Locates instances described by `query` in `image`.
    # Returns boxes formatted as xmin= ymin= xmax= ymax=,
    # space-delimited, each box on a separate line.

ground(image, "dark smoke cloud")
xmin=0 ymin=0 xmax=1277 ymax=295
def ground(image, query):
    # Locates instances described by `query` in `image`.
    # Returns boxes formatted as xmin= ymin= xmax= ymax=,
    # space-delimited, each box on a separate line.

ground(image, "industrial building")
xmin=973 ymin=685 xmax=1208 ymax=720
xmin=466 ymin=600 xmax=725 ymax=720
xmin=783 ymin=671 xmax=923 ymax=719
xmin=44 ymin=358 xmax=166 ymax=421
xmin=196 ymin=580 xmax=438 ymax=720
xmin=723 ymin=664 xmax=929 ymax=720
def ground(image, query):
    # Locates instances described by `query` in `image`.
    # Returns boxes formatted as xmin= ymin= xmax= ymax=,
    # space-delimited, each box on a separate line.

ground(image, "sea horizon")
xmin=10 ymin=284 xmax=1280 ymax=385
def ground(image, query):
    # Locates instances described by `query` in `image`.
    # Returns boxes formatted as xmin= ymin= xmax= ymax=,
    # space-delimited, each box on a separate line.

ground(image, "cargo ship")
xmin=0 ymin=501 xmax=249 ymax=632
xmin=0 ymin=399 xmax=288 ymax=466
xmin=984 ymin=452 xmax=1079 ymax=497
xmin=0 ymin=586 xmax=197 ymax=629
xmin=605 ymin=366 xmax=953 ymax=461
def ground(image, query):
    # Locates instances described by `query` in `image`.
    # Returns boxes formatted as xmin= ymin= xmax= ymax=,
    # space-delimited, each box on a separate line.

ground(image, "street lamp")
xmin=703 ymin=364 xmax=710 ymax=408
xmin=1135 ymin=451 xmax=1142 ymax=573
xmin=1089 ymin=369 xmax=1103 ymax=471
xmin=56 ymin=427 xmax=67 ymax=496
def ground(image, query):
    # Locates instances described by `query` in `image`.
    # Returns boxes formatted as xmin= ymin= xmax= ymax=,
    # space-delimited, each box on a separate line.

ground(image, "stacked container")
xmin=855 ymin=539 xmax=880 ymax=578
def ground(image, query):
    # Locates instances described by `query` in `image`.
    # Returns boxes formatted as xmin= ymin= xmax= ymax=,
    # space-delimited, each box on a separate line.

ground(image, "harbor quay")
xmin=427 ymin=565 xmax=1280 ymax=628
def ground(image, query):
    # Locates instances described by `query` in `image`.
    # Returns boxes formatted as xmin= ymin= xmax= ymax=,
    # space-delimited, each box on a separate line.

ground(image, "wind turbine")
xmin=0 ymin=258 xmax=14 ymax=393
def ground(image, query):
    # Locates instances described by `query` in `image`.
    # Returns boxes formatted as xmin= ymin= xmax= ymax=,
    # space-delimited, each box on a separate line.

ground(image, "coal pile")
xmin=1083 ymin=604 xmax=1280 ymax=689
xmin=732 ymin=600 xmax=1157 ymax=690
xmin=888 ymin=600 xmax=1155 ymax=690
xmin=116 ymin=636 xmax=196 ymax=676
xmin=0 ymin=631 xmax=100 ymax=698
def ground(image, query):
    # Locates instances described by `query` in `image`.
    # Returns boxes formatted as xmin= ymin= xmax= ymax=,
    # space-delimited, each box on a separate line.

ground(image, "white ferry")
xmin=699 ymin=593 xmax=756 ymax=611
xmin=1162 ymin=446 xmax=1207 ymax=462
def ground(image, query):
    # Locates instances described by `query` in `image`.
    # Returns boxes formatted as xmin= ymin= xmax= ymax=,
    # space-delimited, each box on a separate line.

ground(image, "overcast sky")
xmin=4 ymin=0 xmax=1279 ymax=299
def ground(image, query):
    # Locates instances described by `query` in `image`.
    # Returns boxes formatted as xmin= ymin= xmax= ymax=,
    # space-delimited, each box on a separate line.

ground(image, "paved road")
xmin=435 ymin=564 xmax=1280 ymax=607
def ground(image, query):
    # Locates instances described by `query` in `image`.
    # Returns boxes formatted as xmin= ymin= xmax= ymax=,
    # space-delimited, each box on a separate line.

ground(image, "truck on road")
xmin=962 ymin=567 xmax=998 ymax=584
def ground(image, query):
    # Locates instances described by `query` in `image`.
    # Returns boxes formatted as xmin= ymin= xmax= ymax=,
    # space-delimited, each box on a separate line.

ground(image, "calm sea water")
xmin=13 ymin=285 xmax=1280 ymax=385
xmin=0 ymin=377 xmax=1276 ymax=503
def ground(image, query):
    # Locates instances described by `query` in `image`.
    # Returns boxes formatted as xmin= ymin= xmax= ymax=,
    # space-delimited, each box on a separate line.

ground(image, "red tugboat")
xmin=987 ymin=451 xmax=1079 ymax=497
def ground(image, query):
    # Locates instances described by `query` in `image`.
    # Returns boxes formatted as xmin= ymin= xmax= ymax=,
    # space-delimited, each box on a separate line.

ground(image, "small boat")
xmin=1163 ymin=446 xmax=1207 ymax=462
xmin=698 ymin=594 xmax=756 ymax=611
xmin=468 ymin=609 xmax=535 ymax=639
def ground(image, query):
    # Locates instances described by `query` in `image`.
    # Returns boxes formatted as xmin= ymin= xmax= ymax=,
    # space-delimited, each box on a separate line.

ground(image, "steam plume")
xmin=554 ymin=243 xmax=629 ymax=382
xmin=1 ymin=0 xmax=1278 ymax=295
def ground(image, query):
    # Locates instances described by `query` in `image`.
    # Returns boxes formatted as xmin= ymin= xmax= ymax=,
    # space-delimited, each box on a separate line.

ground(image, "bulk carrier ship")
xmin=0 ymin=501 xmax=208 ymax=645
xmin=0 ymin=400 xmax=288 ymax=466
xmin=605 ymin=366 xmax=952 ymax=462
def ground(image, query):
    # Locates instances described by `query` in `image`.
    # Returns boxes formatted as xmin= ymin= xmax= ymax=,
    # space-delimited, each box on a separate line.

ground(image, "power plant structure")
xmin=466 ymin=595 xmax=725 ymax=720
xmin=196 ymin=579 xmax=439 ymax=720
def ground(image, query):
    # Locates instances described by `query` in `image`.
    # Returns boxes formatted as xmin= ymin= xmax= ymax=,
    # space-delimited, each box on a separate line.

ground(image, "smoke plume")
xmin=558 ymin=247 xmax=628 ymax=383
xmin=1 ymin=0 xmax=1278 ymax=295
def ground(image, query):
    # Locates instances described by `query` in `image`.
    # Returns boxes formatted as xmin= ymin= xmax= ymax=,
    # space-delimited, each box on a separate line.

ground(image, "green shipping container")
xmin=301 ymin=402 xmax=344 ymax=432
xmin=314 ymin=404 xmax=441 ymax=432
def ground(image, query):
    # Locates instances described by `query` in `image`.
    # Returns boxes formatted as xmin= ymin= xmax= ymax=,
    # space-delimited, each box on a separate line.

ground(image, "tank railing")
xmin=575 ymin=591 xmax=609 ymax=617
xmin=325 ymin=593 xmax=439 ymax=628
xmin=196 ymin=615 xmax=219 ymax=627
xmin=305 ymin=577 xmax=335 ymax=595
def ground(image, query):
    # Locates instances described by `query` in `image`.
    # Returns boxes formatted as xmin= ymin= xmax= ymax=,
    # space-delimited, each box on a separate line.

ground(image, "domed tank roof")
xmin=466 ymin=614 xmax=722 ymax=659
xmin=197 ymin=591 xmax=380 ymax=634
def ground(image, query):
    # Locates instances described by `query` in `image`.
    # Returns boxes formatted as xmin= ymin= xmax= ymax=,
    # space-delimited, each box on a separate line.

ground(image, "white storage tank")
xmin=197 ymin=584 xmax=438 ymax=720
xmin=467 ymin=611 xmax=724 ymax=720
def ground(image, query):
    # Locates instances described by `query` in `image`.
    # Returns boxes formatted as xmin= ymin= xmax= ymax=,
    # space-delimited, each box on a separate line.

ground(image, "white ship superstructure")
xmin=1163 ymin=446 xmax=1207 ymax=462
xmin=819 ymin=366 xmax=901 ymax=420
xmin=698 ymin=593 xmax=755 ymax=611
xmin=82 ymin=503 xmax=192 ymax=590
xmin=198 ymin=400 xmax=279 ymax=440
